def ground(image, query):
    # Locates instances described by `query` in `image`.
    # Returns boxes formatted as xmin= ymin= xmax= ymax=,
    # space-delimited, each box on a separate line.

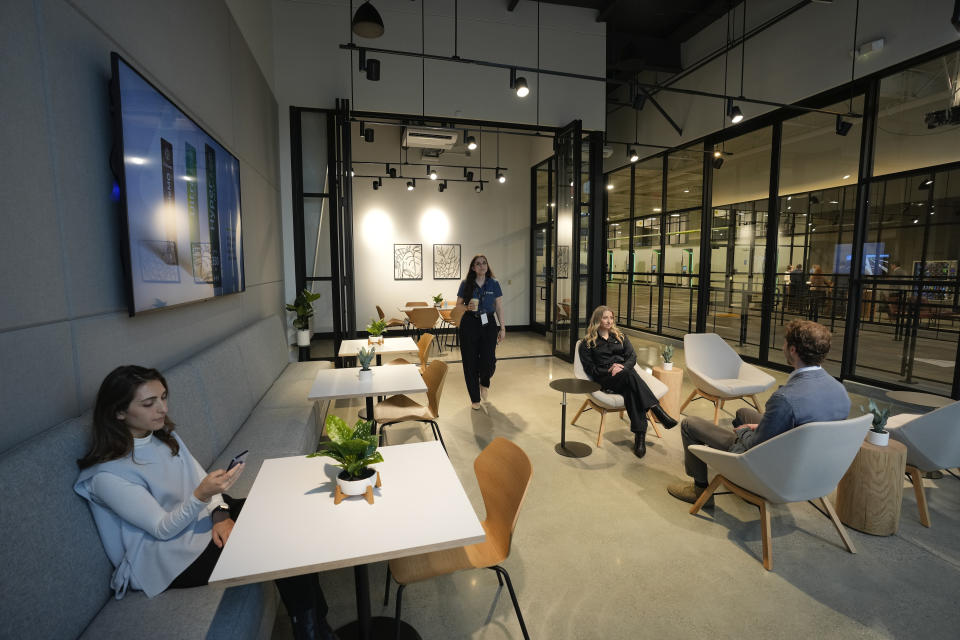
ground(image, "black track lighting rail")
xmin=604 ymin=138 xmax=735 ymax=156
xmin=353 ymin=160 xmax=506 ymax=171
xmin=608 ymin=88 xmax=861 ymax=118
xmin=358 ymin=174 xmax=488 ymax=184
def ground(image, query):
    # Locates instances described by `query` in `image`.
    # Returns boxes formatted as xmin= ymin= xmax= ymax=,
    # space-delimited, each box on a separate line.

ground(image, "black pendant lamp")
xmin=352 ymin=2 xmax=384 ymax=39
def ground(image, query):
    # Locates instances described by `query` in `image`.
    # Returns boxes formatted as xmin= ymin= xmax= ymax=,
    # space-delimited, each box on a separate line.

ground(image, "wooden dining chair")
xmin=404 ymin=301 xmax=429 ymax=307
xmin=406 ymin=307 xmax=441 ymax=352
xmin=363 ymin=360 xmax=448 ymax=450
xmin=386 ymin=333 xmax=434 ymax=373
xmin=384 ymin=437 xmax=532 ymax=640
xmin=376 ymin=305 xmax=405 ymax=332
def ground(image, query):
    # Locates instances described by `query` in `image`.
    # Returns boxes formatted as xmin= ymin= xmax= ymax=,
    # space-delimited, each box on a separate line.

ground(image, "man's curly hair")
xmin=784 ymin=320 xmax=831 ymax=366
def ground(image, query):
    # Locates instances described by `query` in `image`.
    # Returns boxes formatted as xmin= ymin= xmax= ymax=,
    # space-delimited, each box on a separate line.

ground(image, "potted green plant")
xmin=861 ymin=399 xmax=891 ymax=446
xmin=432 ymin=293 xmax=444 ymax=308
xmin=662 ymin=344 xmax=674 ymax=370
xmin=285 ymin=288 xmax=321 ymax=346
xmin=357 ymin=345 xmax=375 ymax=378
xmin=308 ymin=415 xmax=383 ymax=498
xmin=366 ymin=318 xmax=387 ymax=344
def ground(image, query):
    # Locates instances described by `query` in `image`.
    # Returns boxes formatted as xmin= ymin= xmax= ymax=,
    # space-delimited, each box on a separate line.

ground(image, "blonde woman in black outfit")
xmin=578 ymin=306 xmax=677 ymax=457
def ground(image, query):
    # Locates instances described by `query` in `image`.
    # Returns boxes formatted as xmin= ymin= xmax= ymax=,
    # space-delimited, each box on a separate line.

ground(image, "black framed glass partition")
xmin=605 ymin=165 xmax=631 ymax=322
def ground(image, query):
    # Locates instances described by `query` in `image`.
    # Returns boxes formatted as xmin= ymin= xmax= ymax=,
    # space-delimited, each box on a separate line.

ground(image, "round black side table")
xmin=549 ymin=378 xmax=601 ymax=458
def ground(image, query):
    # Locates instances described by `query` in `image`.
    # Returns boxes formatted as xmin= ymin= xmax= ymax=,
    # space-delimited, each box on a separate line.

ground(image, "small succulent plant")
xmin=433 ymin=294 xmax=444 ymax=305
xmin=662 ymin=344 xmax=674 ymax=364
xmin=357 ymin=346 xmax=376 ymax=370
xmin=859 ymin=399 xmax=890 ymax=433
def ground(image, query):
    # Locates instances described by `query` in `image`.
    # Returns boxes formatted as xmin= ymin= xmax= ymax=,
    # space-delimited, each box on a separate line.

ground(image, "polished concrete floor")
xmin=277 ymin=332 xmax=960 ymax=639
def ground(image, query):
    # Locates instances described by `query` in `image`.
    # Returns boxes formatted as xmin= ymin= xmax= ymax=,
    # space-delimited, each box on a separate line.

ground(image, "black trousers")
xmin=595 ymin=368 xmax=658 ymax=435
xmin=168 ymin=496 xmax=327 ymax=617
xmin=680 ymin=408 xmax=761 ymax=485
xmin=459 ymin=313 xmax=499 ymax=403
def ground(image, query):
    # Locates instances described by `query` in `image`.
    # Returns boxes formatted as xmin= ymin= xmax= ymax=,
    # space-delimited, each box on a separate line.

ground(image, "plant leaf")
xmin=325 ymin=415 xmax=353 ymax=444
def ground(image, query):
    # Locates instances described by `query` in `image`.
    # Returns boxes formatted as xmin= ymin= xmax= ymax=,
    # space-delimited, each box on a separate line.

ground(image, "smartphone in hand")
xmin=226 ymin=450 xmax=248 ymax=471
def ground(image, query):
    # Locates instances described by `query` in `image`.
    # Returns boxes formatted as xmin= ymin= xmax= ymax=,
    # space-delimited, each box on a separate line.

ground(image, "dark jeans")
xmin=595 ymin=367 xmax=658 ymax=435
xmin=459 ymin=312 xmax=499 ymax=403
xmin=169 ymin=496 xmax=327 ymax=617
xmin=681 ymin=407 xmax=764 ymax=484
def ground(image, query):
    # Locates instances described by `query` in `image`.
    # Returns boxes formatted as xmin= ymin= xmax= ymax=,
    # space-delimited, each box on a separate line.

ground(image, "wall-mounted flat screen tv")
xmin=110 ymin=52 xmax=244 ymax=315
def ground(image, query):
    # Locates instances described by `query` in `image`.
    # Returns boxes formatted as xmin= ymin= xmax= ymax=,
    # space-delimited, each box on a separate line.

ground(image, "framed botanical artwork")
xmin=394 ymin=243 xmax=422 ymax=280
xmin=556 ymin=245 xmax=570 ymax=279
xmin=433 ymin=244 xmax=461 ymax=280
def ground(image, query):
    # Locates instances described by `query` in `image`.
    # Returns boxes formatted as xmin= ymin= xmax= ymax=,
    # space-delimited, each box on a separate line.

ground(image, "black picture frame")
xmin=433 ymin=243 xmax=461 ymax=280
xmin=394 ymin=243 xmax=423 ymax=280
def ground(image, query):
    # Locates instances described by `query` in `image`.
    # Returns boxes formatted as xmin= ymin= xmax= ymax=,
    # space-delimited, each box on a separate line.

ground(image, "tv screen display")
xmin=111 ymin=53 xmax=244 ymax=315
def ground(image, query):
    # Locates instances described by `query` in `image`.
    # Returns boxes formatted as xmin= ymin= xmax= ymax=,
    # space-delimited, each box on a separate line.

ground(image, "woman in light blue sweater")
xmin=76 ymin=366 xmax=338 ymax=640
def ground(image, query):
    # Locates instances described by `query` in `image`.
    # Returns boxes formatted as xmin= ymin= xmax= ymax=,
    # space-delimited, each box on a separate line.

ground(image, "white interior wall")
xmin=351 ymin=125 xmax=533 ymax=327
xmin=606 ymin=0 xmax=960 ymax=172
xmin=1 ymin=0 xmax=283 ymax=453
xmin=266 ymin=0 xmax=604 ymax=320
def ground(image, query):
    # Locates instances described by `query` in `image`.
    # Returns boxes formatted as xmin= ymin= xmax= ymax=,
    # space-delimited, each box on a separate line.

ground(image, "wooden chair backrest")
xmin=474 ymin=437 xmax=533 ymax=561
xmin=417 ymin=333 xmax=434 ymax=368
xmin=376 ymin=305 xmax=386 ymax=320
xmin=422 ymin=359 xmax=448 ymax=418
xmin=450 ymin=305 xmax=466 ymax=325
xmin=405 ymin=301 xmax=428 ymax=307
xmin=407 ymin=306 xmax=440 ymax=330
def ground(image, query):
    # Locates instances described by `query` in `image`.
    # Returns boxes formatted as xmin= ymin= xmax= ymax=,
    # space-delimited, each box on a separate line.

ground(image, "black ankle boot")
xmin=633 ymin=431 xmax=647 ymax=458
xmin=290 ymin=608 xmax=321 ymax=640
xmin=651 ymin=404 xmax=678 ymax=429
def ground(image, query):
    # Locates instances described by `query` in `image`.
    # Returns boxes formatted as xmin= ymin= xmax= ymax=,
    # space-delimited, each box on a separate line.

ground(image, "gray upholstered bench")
xmin=0 ymin=315 xmax=331 ymax=639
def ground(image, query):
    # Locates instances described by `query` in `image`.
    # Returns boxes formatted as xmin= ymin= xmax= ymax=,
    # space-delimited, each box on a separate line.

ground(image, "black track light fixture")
xmin=372 ymin=178 xmax=382 ymax=190
xmin=428 ymin=166 xmax=438 ymax=180
xmin=919 ymin=177 xmax=934 ymax=190
xmin=509 ymin=68 xmax=529 ymax=98
xmin=465 ymin=132 xmax=477 ymax=150
xmin=712 ymin=156 xmax=725 ymax=169
xmin=835 ymin=114 xmax=853 ymax=136
xmin=351 ymin=2 xmax=384 ymax=38
xmin=363 ymin=127 xmax=375 ymax=142
xmin=628 ymin=148 xmax=639 ymax=163
xmin=475 ymin=183 xmax=483 ymax=193
xmin=465 ymin=170 xmax=474 ymax=182
xmin=406 ymin=179 xmax=415 ymax=191
xmin=438 ymin=180 xmax=447 ymax=193
xmin=497 ymin=171 xmax=506 ymax=184
xmin=727 ymin=98 xmax=743 ymax=124
xmin=358 ymin=49 xmax=381 ymax=81
xmin=387 ymin=165 xmax=397 ymax=179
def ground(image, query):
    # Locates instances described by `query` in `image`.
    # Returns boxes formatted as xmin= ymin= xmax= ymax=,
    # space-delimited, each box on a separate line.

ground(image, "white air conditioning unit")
xmin=403 ymin=127 xmax=459 ymax=149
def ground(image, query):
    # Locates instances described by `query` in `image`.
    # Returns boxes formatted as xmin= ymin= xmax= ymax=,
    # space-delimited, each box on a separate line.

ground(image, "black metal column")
xmin=759 ymin=122 xmax=783 ymax=362
xmin=696 ymin=143 xmax=714 ymax=332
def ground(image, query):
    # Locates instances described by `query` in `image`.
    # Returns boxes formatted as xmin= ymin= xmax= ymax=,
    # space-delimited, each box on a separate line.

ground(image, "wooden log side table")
xmin=652 ymin=365 xmax=684 ymax=420
xmin=835 ymin=438 xmax=907 ymax=536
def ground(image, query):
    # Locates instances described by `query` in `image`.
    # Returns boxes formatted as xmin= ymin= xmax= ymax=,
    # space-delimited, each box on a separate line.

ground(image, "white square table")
xmin=307 ymin=363 xmax=426 ymax=428
xmin=338 ymin=336 xmax=417 ymax=366
xmin=209 ymin=441 xmax=485 ymax=639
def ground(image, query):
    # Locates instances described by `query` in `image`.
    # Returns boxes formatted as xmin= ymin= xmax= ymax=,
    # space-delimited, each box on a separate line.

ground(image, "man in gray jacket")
xmin=668 ymin=320 xmax=850 ymax=504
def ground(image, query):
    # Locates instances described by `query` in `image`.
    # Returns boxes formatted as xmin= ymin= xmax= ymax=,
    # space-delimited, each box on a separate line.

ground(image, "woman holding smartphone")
xmin=456 ymin=254 xmax=505 ymax=409
xmin=75 ymin=365 xmax=337 ymax=640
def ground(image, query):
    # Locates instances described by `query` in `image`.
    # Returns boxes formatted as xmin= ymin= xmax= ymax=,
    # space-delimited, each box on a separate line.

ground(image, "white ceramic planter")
xmin=296 ymin=330 xmax=311 ymax=347
xmin=367 ymin=335 xmax=385 ymax=345
xmin=358 ymin=368 xmax=373 ymax=379
xmin=866 ymin=430 xmax=889 ymax=446
xmin=662 ymin=362 xmax=674 ymax=371
xmin=336 ymin=469 xmax=377 ymax=496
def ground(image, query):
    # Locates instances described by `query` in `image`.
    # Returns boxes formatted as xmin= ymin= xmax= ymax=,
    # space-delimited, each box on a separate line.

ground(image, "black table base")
xmin=549 ymin=378 xmax=600 ymax=459
xmin=336 ymin=617 xmax=421 ymax=640
xmin=554 ymin=441 xmax=592 ymax=457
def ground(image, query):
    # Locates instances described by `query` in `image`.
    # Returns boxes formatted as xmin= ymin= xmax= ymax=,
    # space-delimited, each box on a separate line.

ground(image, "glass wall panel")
xmin=662 ymin=147 xmax=703 ymax=337
xmin=606 ymin=166 xmax=632 ymax=322
xmin=709 ymin=128 xmax=772 ymax=357
xmin=854 ymin=167 xmax=960 ymax=395
xmin=631 ymin=158 xmax=663 ymax=330
xmin=774 ymin=99 xmax=862 ymax=374
xmin=874 ymin=53 xmax=960 ymax=177
xmin=533 ymin=159 xmax=553 ymax=329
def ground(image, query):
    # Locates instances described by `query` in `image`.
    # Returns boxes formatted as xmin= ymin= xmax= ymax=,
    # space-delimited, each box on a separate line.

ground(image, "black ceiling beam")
xmin=639 ymin=88 xmax=683 ymax=136
xmin=507 ymin=0 xmax=520 ymax=11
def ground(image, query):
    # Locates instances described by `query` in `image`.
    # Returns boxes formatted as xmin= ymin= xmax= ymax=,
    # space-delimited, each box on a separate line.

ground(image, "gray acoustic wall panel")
xmin=0 ymin=0 xmax=69 ymax=329
xmin=238 ymin=164 xmax=283 ymax=287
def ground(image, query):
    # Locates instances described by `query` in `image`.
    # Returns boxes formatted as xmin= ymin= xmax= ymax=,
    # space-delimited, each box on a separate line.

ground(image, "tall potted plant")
xmin=308 ymin=415 xmax=383 ymax=501
xmin=861 ymin=399 xmax=891 ymax=446
xmin=286 ymin=288 xmax=321 ymax=347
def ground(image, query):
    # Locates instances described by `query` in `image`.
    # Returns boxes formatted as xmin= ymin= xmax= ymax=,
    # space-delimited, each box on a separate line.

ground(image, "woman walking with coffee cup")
xmin=456 ymin=254 xmax=505 ymax=409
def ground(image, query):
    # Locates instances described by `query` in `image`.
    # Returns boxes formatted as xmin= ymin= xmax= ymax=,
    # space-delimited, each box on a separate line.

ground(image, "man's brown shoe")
xmin=667 ymin=482 xmax=713 ymax=506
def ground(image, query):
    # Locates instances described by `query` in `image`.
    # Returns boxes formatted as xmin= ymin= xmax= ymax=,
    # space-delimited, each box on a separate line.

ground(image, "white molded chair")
xmin=886 ymin=401 xmax=960 ymax=527
xmin=681 ymin=333 xmax=776 ymax=424
xmin=571 ymin=339 xmax=669 ymax=446
xmin=688 ymin=414 xmax=872 ymax=570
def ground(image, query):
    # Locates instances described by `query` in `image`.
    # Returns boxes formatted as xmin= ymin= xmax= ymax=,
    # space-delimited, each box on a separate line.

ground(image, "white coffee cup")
xmin=470 ymin=297 xmax=479 ymax=311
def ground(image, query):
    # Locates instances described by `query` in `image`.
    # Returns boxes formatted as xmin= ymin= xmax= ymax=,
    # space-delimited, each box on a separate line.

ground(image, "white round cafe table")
xmin=885 ymin=391 xmax=953 ymax=409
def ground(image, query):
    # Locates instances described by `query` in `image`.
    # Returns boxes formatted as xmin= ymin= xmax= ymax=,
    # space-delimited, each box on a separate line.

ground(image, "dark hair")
xmin=78 ymin=365 xmax=179 ymax=469
xmin=784 ymin=320 xmax=832 ymax=366
xmin=464 ymin=254 xmax=495 ymax=289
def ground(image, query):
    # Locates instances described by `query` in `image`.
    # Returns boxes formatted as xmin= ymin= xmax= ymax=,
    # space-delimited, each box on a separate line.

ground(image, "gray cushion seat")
xmin=0 ymin=315 xmax=331 ymax=640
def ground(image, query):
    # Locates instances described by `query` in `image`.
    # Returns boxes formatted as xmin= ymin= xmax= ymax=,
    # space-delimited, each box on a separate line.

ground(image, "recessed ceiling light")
xmin=653 ymin=207 xmax=661 ymax=212
xmin=683 ymin=189 xmax=690 ymax=193
xmin=671 ymin=213 xmax=680 ymax=217
xmin=829 ymin=200 xmax=838 ymax=204
xmin=843 ymin=174 xmax=851 ymax=180
xmin=607 ymin=184 xmax=614 ymax=190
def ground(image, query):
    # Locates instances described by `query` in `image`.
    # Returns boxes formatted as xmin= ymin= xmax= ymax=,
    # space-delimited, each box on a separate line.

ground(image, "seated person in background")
xmin=579 ymin=306 xmax=677 ymax=459
xmin=667 ymin=320 xmax=850 ymax=504
xmin=75 ymin=365 xmax=338 ymax=640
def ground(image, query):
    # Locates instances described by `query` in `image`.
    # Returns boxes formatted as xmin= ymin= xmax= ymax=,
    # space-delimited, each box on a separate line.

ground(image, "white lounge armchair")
xmin=886 ymin=401 xmax=960 ymax=528
xmin=571 ymin=339 xmax=669 ymax=446
xmin=687 ymin=414 xmax=872 ymax=570
xmin=681 ymin=333 xmax=776 ymax=424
